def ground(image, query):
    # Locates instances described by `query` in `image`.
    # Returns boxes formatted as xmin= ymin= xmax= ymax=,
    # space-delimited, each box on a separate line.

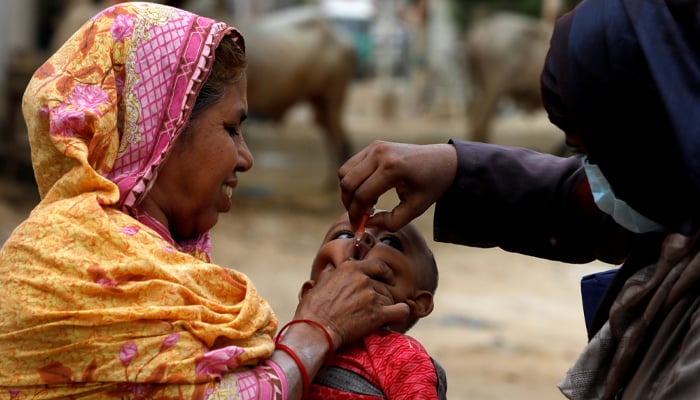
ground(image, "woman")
xmin=0 ymin=3 xmax=407 ymax=399
xmin=339 ymin=0 xmax=700 ymax=398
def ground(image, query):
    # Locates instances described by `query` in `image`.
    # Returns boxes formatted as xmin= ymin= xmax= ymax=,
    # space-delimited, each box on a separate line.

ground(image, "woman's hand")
xmin=270 ymin=257 xmax=408 ymax=399
xmin=293 ymin=257 xmax=409 ymax=348
xmin=338 ymin=141 xmax=458 ymax=232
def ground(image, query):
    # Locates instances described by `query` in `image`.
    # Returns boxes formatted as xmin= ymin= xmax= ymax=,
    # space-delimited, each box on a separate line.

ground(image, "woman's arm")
xmin=214 ymin=257 xmax=410 ymax=400
xmin=212 ymin=321 xmax=333 ymax=400
xmin=434 ymin=140 xmax=632 ymax=264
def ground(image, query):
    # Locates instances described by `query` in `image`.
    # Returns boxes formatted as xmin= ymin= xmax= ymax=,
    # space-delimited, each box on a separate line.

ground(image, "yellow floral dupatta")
xmin=0 ymin=3 xmax=276 ymax=398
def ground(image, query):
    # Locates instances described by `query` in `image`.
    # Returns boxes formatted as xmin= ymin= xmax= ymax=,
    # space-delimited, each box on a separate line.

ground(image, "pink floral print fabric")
xmin=0 ymin=3 xmax=277 ymax=399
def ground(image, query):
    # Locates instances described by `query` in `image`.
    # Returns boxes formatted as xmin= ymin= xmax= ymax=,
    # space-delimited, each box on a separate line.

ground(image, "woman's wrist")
xmin=276 ymin=319 xmax=336 ymax=352
xmin=276 ymin=319 xmax=335 ymax=364
xmin=271 ymin=319 xmax=337 ymax=399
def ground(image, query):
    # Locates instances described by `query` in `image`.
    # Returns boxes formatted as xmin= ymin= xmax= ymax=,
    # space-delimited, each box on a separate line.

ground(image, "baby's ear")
xmin=298 ymin=280 xmax=315 ymax=301
xmin=410 ymin=290 xmax=434 ymax=319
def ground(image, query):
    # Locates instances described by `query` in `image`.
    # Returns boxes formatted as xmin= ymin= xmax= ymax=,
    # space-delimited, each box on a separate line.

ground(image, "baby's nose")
xmin=353 ymin=232 xmax=376 ymax=259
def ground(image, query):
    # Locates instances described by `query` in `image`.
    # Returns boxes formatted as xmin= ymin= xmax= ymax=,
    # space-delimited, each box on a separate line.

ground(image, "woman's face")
xmin=143 ymin=78 xmax=252 ymax=240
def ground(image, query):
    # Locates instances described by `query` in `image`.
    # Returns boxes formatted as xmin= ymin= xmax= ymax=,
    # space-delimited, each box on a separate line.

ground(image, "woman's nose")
xmin=237 ymin=138 xmax=254 ymax=172
xmin=353 ymin=231 xmax=376 ymax=259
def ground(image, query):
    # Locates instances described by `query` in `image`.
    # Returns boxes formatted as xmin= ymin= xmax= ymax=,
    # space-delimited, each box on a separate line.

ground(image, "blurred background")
xmin=0 ymin=1 xmax=616 ymax=399
xmin=0 ymin=0 xmax=584 ymax=185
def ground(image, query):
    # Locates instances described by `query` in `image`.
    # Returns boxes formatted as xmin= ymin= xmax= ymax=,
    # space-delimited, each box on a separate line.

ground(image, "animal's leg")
xmin=467 ymin=87 xmax=501 ymax=143
xmin=312 ymin=95 xmax=352 ymax=190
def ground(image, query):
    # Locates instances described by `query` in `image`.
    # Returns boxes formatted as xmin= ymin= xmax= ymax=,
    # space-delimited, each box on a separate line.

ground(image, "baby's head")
xmin=303 ymin=211 xmax=438 ymax=333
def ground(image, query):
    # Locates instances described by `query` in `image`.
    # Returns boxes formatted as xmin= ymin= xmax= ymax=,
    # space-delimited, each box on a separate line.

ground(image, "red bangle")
xmin=275 ymin=343 xmax=310 ymax=396
xmin=275 ymin=319 xmax=336 ymax=354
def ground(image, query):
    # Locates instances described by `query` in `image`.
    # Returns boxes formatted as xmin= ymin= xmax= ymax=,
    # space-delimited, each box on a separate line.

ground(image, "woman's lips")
xmin=220 ymin=183 xmax=235 ymax=212
xmin=222 ymin=184 xmax=234 ymax=199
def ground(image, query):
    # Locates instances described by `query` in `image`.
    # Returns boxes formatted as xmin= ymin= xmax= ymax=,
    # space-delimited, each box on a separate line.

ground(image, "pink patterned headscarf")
xmin=23 ymin=1 xmax=244 ymax=254
xmin=2 ymin=4 xmax=277 ymax=398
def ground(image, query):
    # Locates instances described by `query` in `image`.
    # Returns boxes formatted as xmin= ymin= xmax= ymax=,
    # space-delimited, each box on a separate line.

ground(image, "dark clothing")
xmin=434 ymin=140 xmax=632 ymax=267
xmin=433 ymin=140 xmax=636 ymax=340
xmin=440 ymin=0 xmax=700 ymax=398
xmin=434 ymin=140 xmax=700 ymax=399
xmin=539 ymin=2 xmax=700 ymax=396
xmin=541 ymin=0 xmax=700 ymax=231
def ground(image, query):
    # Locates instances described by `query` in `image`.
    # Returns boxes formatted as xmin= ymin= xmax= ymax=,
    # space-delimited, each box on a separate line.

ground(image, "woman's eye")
xmin=332 ymin=231 xmax=354 ymax=240
xmin=380 ymin=236 xmax=403 ymax=251
xmin=225 ymin=126 xmax=240 ymax=137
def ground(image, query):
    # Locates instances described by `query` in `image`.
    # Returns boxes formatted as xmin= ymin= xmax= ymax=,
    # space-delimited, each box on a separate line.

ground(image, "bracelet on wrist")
xmin=275 ymin=319 xmax=336 ymax=355
xmin=275 ymin=343 xmax=310 ymax=396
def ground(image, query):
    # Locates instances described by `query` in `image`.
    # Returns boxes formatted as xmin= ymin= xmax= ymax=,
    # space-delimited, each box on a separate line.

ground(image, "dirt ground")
xmin=0 ymin=80 xmax=613 ymax=399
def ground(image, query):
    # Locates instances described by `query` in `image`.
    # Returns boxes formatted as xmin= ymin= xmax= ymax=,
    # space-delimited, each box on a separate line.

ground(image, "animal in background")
xmin=236 ymin=7 xmax=357 ymax=185
xmin=462 ymin=0 xmax=561 ymax=143
xmin=52 ymin=1 xmax=358 ymax=188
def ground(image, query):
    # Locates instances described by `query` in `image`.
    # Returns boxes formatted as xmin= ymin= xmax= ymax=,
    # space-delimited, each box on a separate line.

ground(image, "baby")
xmin=301 ymin=212 xmax=447 ymax=399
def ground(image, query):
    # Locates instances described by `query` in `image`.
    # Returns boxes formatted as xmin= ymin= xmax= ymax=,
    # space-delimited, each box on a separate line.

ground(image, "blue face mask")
xmin=582 ymin=156 xmax=667 ymax=234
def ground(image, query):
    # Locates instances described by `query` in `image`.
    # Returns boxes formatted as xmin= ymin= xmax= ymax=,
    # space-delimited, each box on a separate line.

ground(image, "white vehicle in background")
xmin=320 ymin=0 xmax=377 ymax=78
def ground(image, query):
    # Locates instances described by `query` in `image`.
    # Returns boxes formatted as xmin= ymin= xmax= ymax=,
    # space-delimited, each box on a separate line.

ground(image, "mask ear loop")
xmin=582 ymin=156 xmax=666 ymax=233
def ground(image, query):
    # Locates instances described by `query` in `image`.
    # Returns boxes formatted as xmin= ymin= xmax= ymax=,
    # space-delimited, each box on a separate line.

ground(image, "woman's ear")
xmin=409 ymin=290 xmax=434 ymax=319
xmin=298 ymin=280 xmax=315 ymax=301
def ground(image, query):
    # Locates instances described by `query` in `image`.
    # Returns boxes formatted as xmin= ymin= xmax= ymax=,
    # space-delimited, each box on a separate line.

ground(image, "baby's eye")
xmin=332 ymin=231 xmax=354 ymax=240
xmin=380 ymin=235 xmax=403 ymax=251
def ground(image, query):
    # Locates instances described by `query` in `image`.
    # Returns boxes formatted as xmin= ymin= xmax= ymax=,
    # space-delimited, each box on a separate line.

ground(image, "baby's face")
xmin=310 ymin=213 xmax=432 ymax=305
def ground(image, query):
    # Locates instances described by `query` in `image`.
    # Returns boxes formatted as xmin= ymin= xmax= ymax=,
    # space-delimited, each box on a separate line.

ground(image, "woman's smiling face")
xmin=141 ymin=79 xmax=252 ymax=241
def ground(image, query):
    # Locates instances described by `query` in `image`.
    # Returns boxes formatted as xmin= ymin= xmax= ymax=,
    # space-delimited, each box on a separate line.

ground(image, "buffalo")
xmin=462 ymin=0 xmax=562 ymax=144
xmin=463 ymin=12 xmax=552 ymax=143
xmin=236 ymin=7 xmax=357 ymax=185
